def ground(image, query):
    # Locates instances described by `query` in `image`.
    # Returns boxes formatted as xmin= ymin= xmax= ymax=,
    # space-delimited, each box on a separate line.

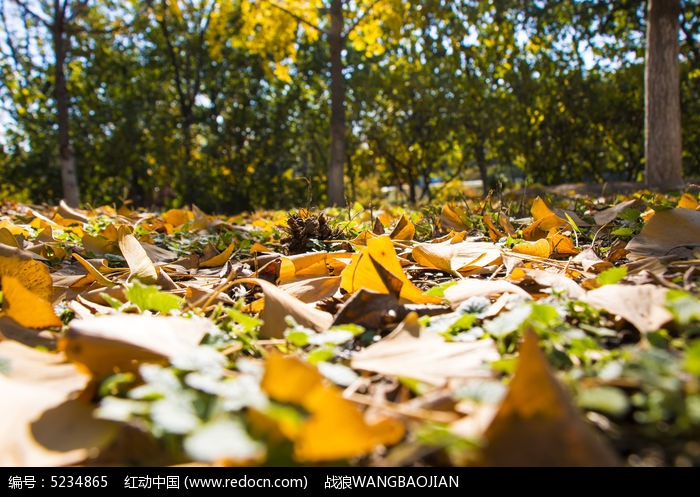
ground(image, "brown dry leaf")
xmin=0 ymin=340 xmax=118 ymax=466
xmin=389 ymin=214 xmax=415 ymax=241
xmin=572 ymin=247 xmax=614 ymax=273
xmin=0 ymin=316 xmax=57 ymax=349
xmin=351 ymin=312 xmax=500 ymax=387
xmin=580 ymin=284 xmax=672 ymax=333
xmin=593 ymin=198 xmax=646 ymax=226
xmin=279 ymin=276 xmax=341 ymax=303
xmin=478 ymin=329 xmax=621 ymax=467
xmin=117 ymin=226 xmax=158 ymax=284
xmin=333 ymin=288 xmax=402 ymax=329
xmin=0 ymin=244 xmax=54 ymax=301
xmin=59 ymin=314 xmax=212 ymax=378
xmin=412 ymin=240 xmax=502 ymax=274
xmin=626 ymin=208 xmax=700 ymax=260
xmin=1 ymin=275 xmax=63 ymax=329
xmin=237 ymin=277 xmax=334 ymax=338
xmin=261 ymin=353 xmax=405 ymax=462
xmin=341 ymin=235 xmax=443 ymax=304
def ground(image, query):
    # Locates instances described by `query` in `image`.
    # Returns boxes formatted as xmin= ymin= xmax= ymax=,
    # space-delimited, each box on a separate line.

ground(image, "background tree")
xmin=645 ymin=0 xmax=683 ymax=188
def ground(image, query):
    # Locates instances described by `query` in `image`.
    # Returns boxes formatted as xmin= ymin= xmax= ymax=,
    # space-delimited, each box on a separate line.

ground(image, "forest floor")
xmin=1 ymin=184 xmax=700 ymax=468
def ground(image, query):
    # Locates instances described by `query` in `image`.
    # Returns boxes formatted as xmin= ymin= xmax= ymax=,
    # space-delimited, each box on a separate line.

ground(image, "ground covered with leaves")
xmin=1 ymin=187 xmax=700 ymax=468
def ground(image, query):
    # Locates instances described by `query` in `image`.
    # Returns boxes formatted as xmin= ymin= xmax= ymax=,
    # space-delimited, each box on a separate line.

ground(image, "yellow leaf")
xmin=548 ymin=233 xmax=579 ymax=257
xmin=0 ymin=246 xmax=54 ymax=301
xmin=0 ymin=227 xmax=20 ymax=248
xmin=479 ymin=329 xmax=621 ymax=466
xmin=0 ymin=219 xmax=29 ymax=237
xmin=250 ymin=242 xmax=269 ymax=253
xmin=678 ymin=193 xmax=699 ymax=210
xmin=340 ymin=235 xmax=442 ymax=304
xmin=511 ymin=238 xmax=551 ymax=258
xmin=162 ymin=208 xmax=193 ymax=227
xmin=261 ymin=353 xmax=405 ymax=462
xmin=389 ymin=214 xmax=415 ymax=241
xmin=200 ymin=240 xmax=236 ymax=268
xmin=440 ymin=203 xmax=471 ymax=232
xmin=71 ymin=253 xmax=116 ymax=287
xmin=1 ymin=275 xmax=62 ymax=328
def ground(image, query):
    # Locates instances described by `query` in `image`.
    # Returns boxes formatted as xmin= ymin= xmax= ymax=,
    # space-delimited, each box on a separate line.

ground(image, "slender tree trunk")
xmin=475 ymin=139 xmax=489 ymax=196
xmin=53 ymin=1 xmax=80 ymax=207
xmin=645 ymin=0 xmax=683 ymax=189
xmin=327 ymin=0 xmax=346 ymax=207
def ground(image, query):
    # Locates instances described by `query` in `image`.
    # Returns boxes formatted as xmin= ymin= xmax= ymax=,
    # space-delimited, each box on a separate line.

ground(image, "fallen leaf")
xmin=411 ymin=240 xmax=502 ymax=274
xmin=677 ymin=193 xmax=699 ymax=210
xmin=0 ymin=244 xmax=55 ymax=301
xmin=442 ymin=279 xmax=531 ymax=306
xmin=593 ymin=198 xmax=646 ymax=226
xmin=511 ymin=238 xmax=551 ymax=258
xmin=626 ymin=208 xmax=700 ymax=260
xmin=389 ymin=214 xmax=415 ymax=241
xmin=1 ymin=275 xmax=63 ymax=328
xmin=478 ymin=329 xmax=621 ymax=466
xmin=351 ymin=312 xmax=500 ymax=386
xmin=0 ymin=340 xmax=118 ymax=466
xmin=440 ymin=203 xmax=471 ymax=232
xmin=237 ymin=277 xmax=334 ymax=338
xmin=261 ymin=353 xmax=405 ymax=462
xmin=580 ymin=284 xmax=672 ymax=333
xmin=200 ymin=240 xmax=236 ymax=268
xmin=117 ymin=226 xmax=158 ymax=284
xmin=59 ymin=314 xmax=212 ymax=378
xmin=341 ymin=235 xmax=443 ymax=304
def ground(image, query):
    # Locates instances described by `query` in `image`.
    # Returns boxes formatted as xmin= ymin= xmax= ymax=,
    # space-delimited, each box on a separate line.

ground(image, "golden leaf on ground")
xmin=200 ymin=240 xmax=236 ymax=268
xmin=278 ymin=252 xmax=350 ymax=283
xmin=0 ymin=340 xmax=118 ymax=466
xmin=162 ymin=208 xmax=193 ymax=227
xmin=478 ymin=329 xmax=621 ymax=466
xmin=117 ymin=226 xmax=158 ymax=284
xmin=1 ymin=275 xmax=63 ymax=329
xmin=237 ymin=277 xmax=334 ymax=338
xmin=341 ymin=235 xmax=443 ymax=304
xmin=351 ymin=312 xmax=500 ymax=387
xmin=389 ymin=214 xmax=415 ymax=241
xmin=0 ymin=244 xmax=54 ymax=301
xmin=580 ymin=284 xmax=672 ymax=333
xmin=440 ymin=203 xmax=470 ymax=232
xmin=71 ymin=253 xmax=116 ymax=287
xmin=261 ymin=353 xmax=405 ymax=462
xmin=0 ymin=227 xmax=21 ymax=248
xmin=626 ymin=208 xmax=700 ymax=261
xmin=511 ymin=238 xmax=551 ymax=258
xmin=59 ymin=314 xmax=211 ymax=378
xmin=677 ymin=193 xmax=699 ymax=210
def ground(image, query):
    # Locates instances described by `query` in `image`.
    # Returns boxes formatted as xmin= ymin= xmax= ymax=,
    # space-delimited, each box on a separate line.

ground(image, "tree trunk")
xmin=327 ymin=0 xmax=346 ymax=207
xmin=645 ymin=0 xmax=683 ymax=189
xmin=53 ymin=1 xmax=80 ymax=207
